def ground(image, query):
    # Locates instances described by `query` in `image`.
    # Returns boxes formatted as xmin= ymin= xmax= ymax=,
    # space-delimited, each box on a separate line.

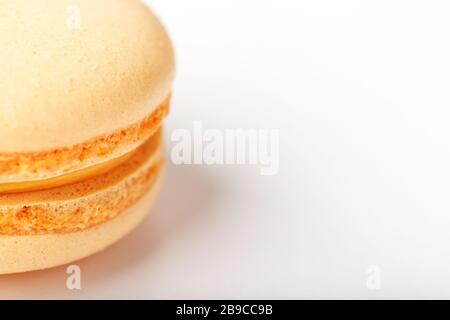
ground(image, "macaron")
xmin=0 ymin=0 xmax=175 ymax=274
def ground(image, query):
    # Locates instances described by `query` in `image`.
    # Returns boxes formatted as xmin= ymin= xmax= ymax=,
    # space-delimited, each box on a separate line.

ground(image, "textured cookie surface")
xmin=0 ymin=97 xmax=170 ymax=184
xmin=0 ymin=0 xmax=175 ymax=152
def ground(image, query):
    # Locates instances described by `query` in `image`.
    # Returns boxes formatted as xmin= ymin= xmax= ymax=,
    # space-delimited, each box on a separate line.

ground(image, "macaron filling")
xmin=0 ymin=148 xmax=138 ymax=194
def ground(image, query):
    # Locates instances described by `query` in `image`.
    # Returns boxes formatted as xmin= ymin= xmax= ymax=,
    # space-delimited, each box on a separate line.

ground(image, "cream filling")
xmin=0 ymin=148 xmax=139 ymax=194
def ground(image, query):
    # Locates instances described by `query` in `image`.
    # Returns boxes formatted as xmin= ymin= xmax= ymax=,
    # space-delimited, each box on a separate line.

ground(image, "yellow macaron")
xmin=0 ymin=0 xmax=175 ymax=274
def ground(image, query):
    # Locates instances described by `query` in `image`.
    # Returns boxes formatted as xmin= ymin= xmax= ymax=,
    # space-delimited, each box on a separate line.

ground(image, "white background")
xmin=3 ymin=0 xmax=450 ymax=299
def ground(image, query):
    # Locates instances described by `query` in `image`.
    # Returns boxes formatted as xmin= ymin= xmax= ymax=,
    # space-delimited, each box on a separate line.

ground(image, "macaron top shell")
xmin=0 ymin=0 xmax=175 ymax=153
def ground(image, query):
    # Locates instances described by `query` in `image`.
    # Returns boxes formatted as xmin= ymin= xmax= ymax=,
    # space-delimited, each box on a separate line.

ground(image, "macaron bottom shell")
xmin=0 ymin=164 xmax=165 ymax=275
